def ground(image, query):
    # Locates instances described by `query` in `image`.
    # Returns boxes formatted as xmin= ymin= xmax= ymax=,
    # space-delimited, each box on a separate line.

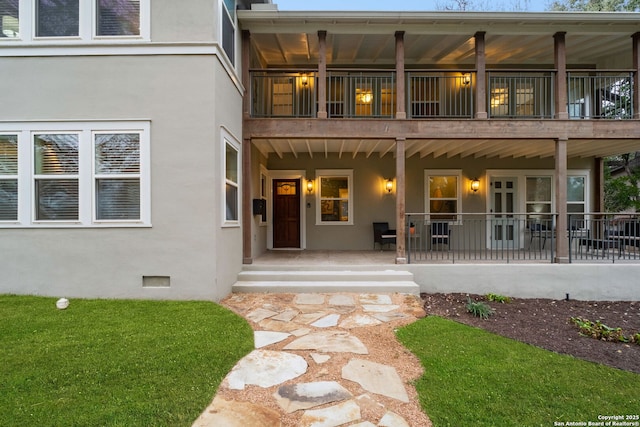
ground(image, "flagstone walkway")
xmin=193 ymin=293 xmax=432 ymax=427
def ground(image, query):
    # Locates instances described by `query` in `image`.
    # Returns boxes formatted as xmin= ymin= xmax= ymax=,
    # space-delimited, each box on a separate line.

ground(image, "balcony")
xmin=249 ymin=69 xmax=635 ymax=120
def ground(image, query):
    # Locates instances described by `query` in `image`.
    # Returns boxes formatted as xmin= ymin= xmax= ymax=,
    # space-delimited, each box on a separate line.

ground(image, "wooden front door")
xmin=273 ymin=179 xmax=301 ymax=248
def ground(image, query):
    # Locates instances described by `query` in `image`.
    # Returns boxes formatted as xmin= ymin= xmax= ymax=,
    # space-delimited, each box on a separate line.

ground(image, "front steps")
xmin=232 ymin=265 xmax=420 ymax=295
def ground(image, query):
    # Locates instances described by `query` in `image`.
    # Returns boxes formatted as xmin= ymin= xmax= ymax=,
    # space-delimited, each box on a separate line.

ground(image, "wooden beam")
xmin=475 ymin=32 xmax=487 ymax=119
xmin=395 ymin=137 xmax=407 ymax=264
xmin=554 ymin=32 xmax=568 ymax=120
xmin=633 ymin=32 xmax=640 ymax=119
xmin=395 ymin=31 xmax=406 ymax=119
xmin=317 ymin=31 xmax=328 ymax=119
xmin=555 ymin=137 xmax=569 ymax=263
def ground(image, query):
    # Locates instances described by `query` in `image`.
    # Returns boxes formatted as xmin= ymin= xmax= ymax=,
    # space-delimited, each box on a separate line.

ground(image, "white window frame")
xmin=222 ymin=128 xmax=241 ymax=227
xmin=315 ymin=169 xmax=353 ymax=226
xmin=424 ymin=169 xmax=462 ymax=222
xmin=219 ymin=0 xmax=236 ymax=67
xmin=1 ymin=0 xmax=149 ymax=44
xmin=0 ymin=121 xmax=150 ymax=228
xmin=0 ymin=133 xmax=19 ymax=222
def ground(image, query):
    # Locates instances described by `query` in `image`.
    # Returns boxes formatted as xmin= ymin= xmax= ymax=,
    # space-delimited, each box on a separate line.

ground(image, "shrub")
xmin=486 ymin=293 xmax=511 ymax=303
xmin=466 ymin=297 xmax=495 ymax=319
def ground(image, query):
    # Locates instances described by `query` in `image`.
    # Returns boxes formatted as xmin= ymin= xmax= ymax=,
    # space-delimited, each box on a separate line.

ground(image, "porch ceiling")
xmin=239 ymin=11 xmax=640 ymax=67
xmin=251 ymin=137 xmax=640 ymax=160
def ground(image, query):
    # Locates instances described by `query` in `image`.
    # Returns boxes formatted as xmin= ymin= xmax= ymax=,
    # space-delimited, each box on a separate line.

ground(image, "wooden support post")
xmin=395 ymin=137 xmax=407 ymax=264
xmin=555 ymin=137 xmax=569 ymax=263
xmin=633 ymin=32 xmax=640 ymax=119
xmin=475 ymin=32 xmax=487 ymax=119
xmin=242 ymin=137 xmax=253 ymax=265
xmin=317 ymin=30 xmax=328 ymax=119
xmin=395 ymin=31 xmax=406 ymax=119
xmin=554 ymin=32 xmax=568 ymax=120
xmin=595 ymin=157 xmax=605 ymax=213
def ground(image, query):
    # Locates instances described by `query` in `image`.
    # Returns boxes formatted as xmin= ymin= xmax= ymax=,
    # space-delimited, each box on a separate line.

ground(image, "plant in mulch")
xmin=466 ymin=297 xmax=495 ymax=319
xmin=569 ymin=316 xmax=639 ymax=344
xmin=486 ymin=293 xmax=511 ymax=303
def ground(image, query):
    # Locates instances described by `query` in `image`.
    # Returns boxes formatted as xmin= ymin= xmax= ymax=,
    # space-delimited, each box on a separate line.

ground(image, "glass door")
xmin=489 ymin=177 xmax=520 ymax=249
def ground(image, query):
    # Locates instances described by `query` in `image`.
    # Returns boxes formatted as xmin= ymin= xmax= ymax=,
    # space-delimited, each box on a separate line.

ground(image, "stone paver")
xmin=342 ymin=359 xmax=409 ymax=403
xmin=254 ymin=331 xmax=291 ymax=348
xmin=274 ymin=381 xmax=352 ymax=413
xmin=299 ymin=399 xmax=361 ymax=427
xmin=284 ymin=331 xmax=368 ymax=354
xmin=225 ymin=350 xmax=307 ymax=390
xmin=193 ymin=293 xmax=428 ymax=427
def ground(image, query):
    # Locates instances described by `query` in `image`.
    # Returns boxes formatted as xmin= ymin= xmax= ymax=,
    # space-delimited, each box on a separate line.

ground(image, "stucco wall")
xmin=0 ymin=54 xmax=243 ymax=301
xmin=151 ymin=0 xmax=218 ymax=43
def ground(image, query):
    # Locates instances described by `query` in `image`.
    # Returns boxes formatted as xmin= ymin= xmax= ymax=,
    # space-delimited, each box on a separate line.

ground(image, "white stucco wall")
xmin=0 ymin=54 xmax=243 ymax=301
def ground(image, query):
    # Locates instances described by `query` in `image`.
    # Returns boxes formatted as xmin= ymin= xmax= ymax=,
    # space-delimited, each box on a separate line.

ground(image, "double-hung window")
xmin=425 ymin=170 xmax=461 ymax=221
xmin=94 ymin=133 xmax=141 ymax=220
xmin=35 ymin=0 xmax=80 ymax=38
xmin=96 ymin=0 xmax=140 ymax=37
xmin=316 ymin=169 xmax=353 ymax=225
xmin=33 ymin=133 xmax=80 ymax=221
xmin=224 ymin=135 xmax=240 ymax=224
xmin=0 ymin=122 xmax=150 ymax=228
xmin=0 ymin=135 xmax=18 ymax=220
xmin=221 ymin=0 xmax=236 ymax=64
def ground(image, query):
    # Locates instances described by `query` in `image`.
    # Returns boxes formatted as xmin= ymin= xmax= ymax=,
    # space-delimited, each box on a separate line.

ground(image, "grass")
xmin=0 ymin=295 xmax=254 ymax=427
xmin=397 ymin=316 xmax=640 ymax=427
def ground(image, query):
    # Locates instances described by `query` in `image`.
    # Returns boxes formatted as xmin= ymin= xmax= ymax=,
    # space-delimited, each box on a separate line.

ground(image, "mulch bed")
xmin=421 ymin=293 xmax=640 ymax=374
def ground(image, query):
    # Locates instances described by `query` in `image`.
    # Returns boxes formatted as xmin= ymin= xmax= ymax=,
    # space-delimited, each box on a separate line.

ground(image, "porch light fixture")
xmin=300 ymin=74 xmax=309 ymax=86
xmin=462 ymin=73 xmax=471 ymax=85
xmin=306 ymin=179 xmax=314 ymax=193
xmin=385 ymin=179 xmax=394 ymax=193
xmin=470 ymin=178 xmax=480 ymax=193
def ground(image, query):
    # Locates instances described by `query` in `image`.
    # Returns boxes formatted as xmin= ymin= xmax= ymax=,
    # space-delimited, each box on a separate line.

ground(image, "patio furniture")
xmin=373 ymin=222 xmax=396 ymax=250
xmin=431 ymin=222 xmax=450 ymax=250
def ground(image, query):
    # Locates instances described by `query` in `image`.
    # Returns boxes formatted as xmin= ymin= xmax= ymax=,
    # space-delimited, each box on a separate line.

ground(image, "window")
xmin=94 ymin=133 xmax=141 ymax=220
xmin=567 ymin=175 xmax=586 ymax=228
xmin=36 ymin=0 xmax=79 ymax=38
xmin=316 ymin=169 xmax=353 ymax=225
xmin=426 ymin=170 xmax=461 ymax=220
xmin=1 ymin=0 xmax=147 ymax=42
xmin=0 ymin=122 xmax=150 ymax=227
xmin=0 ymin=1 xmax=19 ymax=38
xmin=224 ymin=138 xmax=239 ymax=223
xmin=221 ymin=0 xmax=236 ymax=64
xmin=0 ymin=135 xmax=18 ymax=220
xmin=525 ymin=176 xmax=552 ymax=219
xmin=33 ymin=133 xmax=80 ymax=220
xmin=96 ymin=0 xmax=140 ymax=37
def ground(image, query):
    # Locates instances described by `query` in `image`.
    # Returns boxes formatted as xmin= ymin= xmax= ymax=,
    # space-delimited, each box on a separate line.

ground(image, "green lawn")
xmin=0 ymin=295 xmax=254 ymax=427
xmin=397 ymin=316 xmax=640 ymax=427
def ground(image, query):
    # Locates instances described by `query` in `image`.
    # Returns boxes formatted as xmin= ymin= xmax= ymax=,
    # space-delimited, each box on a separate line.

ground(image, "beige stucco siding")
xmin=0 ymin=55 xmax=243 ymax=300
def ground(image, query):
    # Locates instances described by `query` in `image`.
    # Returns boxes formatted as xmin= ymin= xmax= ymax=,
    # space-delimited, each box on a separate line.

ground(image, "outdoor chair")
xmin=373 ymin=222 xmax=396 ymax=250
xmin=431 ymin=221 xmax=450 ymax=250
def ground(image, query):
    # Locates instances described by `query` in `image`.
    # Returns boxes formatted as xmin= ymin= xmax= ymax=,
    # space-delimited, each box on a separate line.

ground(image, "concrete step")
xmin=233 ymin=268 xmax=420 ymax=295
xmin=236 ymin=269 xmax=414 ymax=283
xmin=232 ymin=280 xmax=420 ymax=295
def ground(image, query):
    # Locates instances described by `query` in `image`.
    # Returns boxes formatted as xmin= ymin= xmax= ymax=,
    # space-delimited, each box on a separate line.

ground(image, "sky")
xmin=273 ymin=0 xmax=549 ymax=12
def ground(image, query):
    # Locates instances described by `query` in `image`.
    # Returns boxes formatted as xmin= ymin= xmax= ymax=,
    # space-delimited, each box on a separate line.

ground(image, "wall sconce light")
xmin=385 ymin=179 xmax=394 ymax=193
xmin=306 ymin=179 xmax=314 ymax=193
xmin=300 ymin=74 xmax=309 ymax=86
xmin=462 ymin=73 xmax=471 ymax=86
xmin=360 ymin=92 xmax=373 ymax=104
xmin=470 ymin=178 xmax=480 ymax=193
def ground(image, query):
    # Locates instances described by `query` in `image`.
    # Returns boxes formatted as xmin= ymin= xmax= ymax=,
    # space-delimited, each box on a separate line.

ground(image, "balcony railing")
xmin=405 ymin=212 xmax=640 ymax=264
xmin=327 ymin=71 xmax=396 ymax=118
xmin=249 ymin=69 xmax=635 ymax=120
xmin=567 ymin=71 xmax=634 ymax=119
xmin=487 ymin=71 xmax=555 ymax=119
xmin=407 ymin=72 xmax=474 ymax=118
xmin=251 ymin=70 xmax=317 ymax=118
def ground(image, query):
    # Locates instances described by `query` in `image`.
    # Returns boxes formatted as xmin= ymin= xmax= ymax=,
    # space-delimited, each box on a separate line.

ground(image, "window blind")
xmin=0 ymin=0 xmax=19 ymax=38
xmin=97 ymin=0 xmax=140 ymax=36
xmin=95 ymin=133 xmax=141 ymax=220
xmin=0 ymin=135 xmax=18 ymax=220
